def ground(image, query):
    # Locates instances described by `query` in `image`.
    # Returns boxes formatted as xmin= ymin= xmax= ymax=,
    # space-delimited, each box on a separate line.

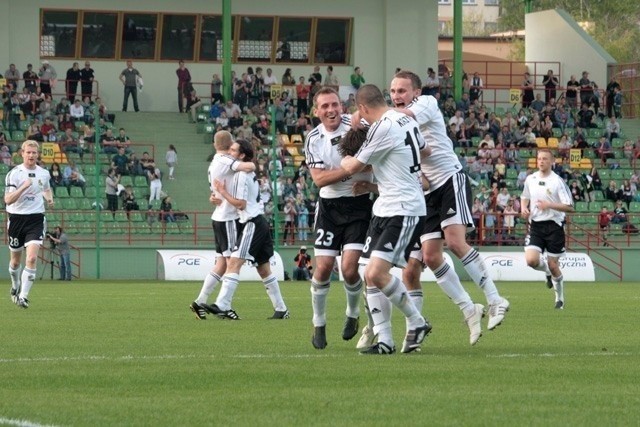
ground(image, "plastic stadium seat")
xmin=114 ymin=212 xmax=129 ymax=222
xmin=120 ymin=176 xmax=133 ymax=187
xmin=602 ymin=201 xmax=615 ymax=211
xmin=69 ymin=212 xmax=85 ymax=223
xmin=100 ymin=212 xmax=114 ymax=223
xmin=11 ymin=131 xmax=25 ymax=141
xmin=506 ymin=169 xmax=518 ymax=179
xmin=84 ymin=187 xmax=97 ymax=198
xmin=547 ymin=137 xmax=559 ymax=148
xmin=77 ymin=198 xmax=93 ymax=210
xmin=0 ymin=164 xmax=9 ymax=174
xmin=611 ymin=170 xmax=624 ymax=181
xmin=61 ymin=198 xmax=78 ymax=210
xmin=129 ymin=212 xmax=145 ymax=222
xmin=575 ymin=201 xmax=588 ymax=213
xmin=588 ymin=202 xmax=602 ymax=213
xmin=84 ymin=165 xmax=98 ymax=176
xmin=535 ymin=138 xmax=547 ymax=148
xmin=134 ymin=176 xmax=148 ymax=187
xmin=69 ymin=187 xmax=84 ymax=198
xmin=166 ymin=223 xmax=180 ymax=234
xmin=630 ymin=202 xmax=640 ymax=213
xmin=179 ymin=221 xmax=194 ymax=234
xmin=599 ymin=169 xmax=611 ymax=180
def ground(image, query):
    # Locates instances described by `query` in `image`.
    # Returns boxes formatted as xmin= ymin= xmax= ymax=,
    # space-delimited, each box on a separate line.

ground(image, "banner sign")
xmin=481 ymin=252 xmax=595 ymax=281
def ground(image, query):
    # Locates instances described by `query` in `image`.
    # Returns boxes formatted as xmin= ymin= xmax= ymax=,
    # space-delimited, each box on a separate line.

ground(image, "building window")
xmin=81 ymin=12 xmax=117 ymax=59
xmin=160 ymin=14 xmax=196 ymax=61
xmin=121 ymin=13 xmax=158 ymax=60
xmin=40 ymin=10 xmax=78 ymax=58
xmin=462 ymin=0 xmax=477 ymax=4
xmin=314 ymin=19 xmax=351 ymax=64
xmin=237 ymin=16 xmax=274 ymax=62
xmin=275 ymin=18 xmax=311 ymax=63
xmin=484 ymin=22 xmax=498 ymax=33
xmin=485 ymin=0 xmax=500 ymax=5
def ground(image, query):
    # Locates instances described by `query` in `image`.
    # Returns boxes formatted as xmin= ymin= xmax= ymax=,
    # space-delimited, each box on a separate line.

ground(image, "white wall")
xmin=525 ymin=9 xmax=616 ymax=88
xmin=4 ymin=0 xmax=438 ymax=112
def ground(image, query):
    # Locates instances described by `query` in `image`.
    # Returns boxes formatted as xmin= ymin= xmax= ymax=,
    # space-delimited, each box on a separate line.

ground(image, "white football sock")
xmin=366 ymin=286 xmax=393 ymax=346
xmin=215 ymin=273 xmax=239 ymax=311
xmin=433 ymin=261 xmax=474 ymax=314
xmin=461 ymin=248 xmax=501 ymax=306
xmin=406 ymin=289 xmax=424 ymax=329
xmin=344 ymin=279 xmax=363 ymax=318
xmin=533 ymin=257 xmax=552 ymax=276
xmin=263 ymin=274 xmax=286 ymax=312
xmin=310 ymin=279 xmax=330 ymax=327
xmin=9 ymin=264 xmax=22 ymax=290
xmin=381 ymin=276 xmax=424 ymax=330
xmin=19 ymin=267 xmax=36 ymax=299
xmin=552 ymin=274 xmax=564 ymax=302
xmin=196 ymin=272 xmax=222 ymax=305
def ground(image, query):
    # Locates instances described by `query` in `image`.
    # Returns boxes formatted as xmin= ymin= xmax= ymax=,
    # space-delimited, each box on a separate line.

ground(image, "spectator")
xmin=166 ymin=144 xmax=178 ymax=180
xmin=11 ymin=147 xmax=23 ymax=166
xmin=282 ymin=197 xmax=297 ymax=245
xmin=116 ymin=127 xmax=132 ymax=150
xmin=325 ymin=65 xmax=338 ymax=86
xmin=594 ymin=136 xmax=614 ymax=165
xmin=65 ymin=62 xmax=81 ymax=102
xmin=223 ymin=99 xmax=241 ymax=118
xmin=26 ymin=119 xmax=43 ymax=142
xmin=517 ymin=168 xmax=529 ymax=190
xmin=605 ymin=116 xmax=620 ymax=141
xmin=122 ymin=185 xmax=139 ymax=214
xmin=62 ymin=160 xmax=86 ymax=192
xmin=542 ymin=69 xmax=559 ymax=104
xmin=612 ymin=199 xmax=628 ymax=223
xmin=296 ymin=76 xmax=310 ymax=116
xmin=22 ymin=64 xmax=37 ymax=93
xmin=148 ymin=165 xmax=162 ymax=202
xmin=69 ymin=98 xmax=85 ymax=122
xmin=111 ymin=147 xmax=129 ymax=175
xmin=38 ymin=60 xmax=57 ymax=95
xmin=569 ymin=180 xmax=583 ymax=202
xmin=558 ymin=135 xmax=572 ymax=160
xmin=295 ymin=194 xmax=309 ymax=241
xmin=119 ymin=60 xmax=141 ymax=112
xmin=422 ymin=67 xmax=439 ymax=96
xmin=579 ymin=71 xmax=595 ymax=107
xmin=292 ymin=246 xmax=312 ymax=280
xmin=186 ymin=88 xmax=203 ymax=123
xmin=100 ymin=128 xmax=118 ymax=154
xmin=565 ymin=75 xmax=580 ymax=109
xmin=105 ymin=168 xmax=120 ymax=213
xmin=350 ymin=66 xmax=365 ymax=90
xmin=79 ymin=61 xmax=95 ymax=100
xmin=521 ymin=72 xmax=534 ymax=108
xmin=40 ymin=117 xmax=57 ymax=141
xmin=262 ymin=68 xmax=278 ymax=102
xmin=605 ymin=180 xmax=622 ymax=202
xmin=309 ymin=65 xmax=322 ymax=85
xmin=55 ymin=98 xmax=70 ymax=122
xmin=160 ymin=196 xmax=176 ymax=222
xmin=503 ymin=199 xmax=517 ymax=236
xmin=469 ymin=72 xmax=483 ymax=103
xmin=48 ymin=227 xmax=72 ymax=281
xmin=0 ymin=145 xmax=11 ymax=166
xmin=613 ymin=87 xmax=623 ymax=119
xmin=282 ymin=68 xmax=295 ymax=85
xmin=621 ymin=180 xmax=633 ymax=206
xmin=176 ymin=60 xmax=192 ymax=113
xmin=59 ymin=128 xmax=81 ymax=157
xmin=49 ymin=162 xmax=63 ymax=190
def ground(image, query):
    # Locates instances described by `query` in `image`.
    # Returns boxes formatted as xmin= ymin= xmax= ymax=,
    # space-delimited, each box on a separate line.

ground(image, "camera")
xmin=300 ymin=249 xmax=306 ymax=254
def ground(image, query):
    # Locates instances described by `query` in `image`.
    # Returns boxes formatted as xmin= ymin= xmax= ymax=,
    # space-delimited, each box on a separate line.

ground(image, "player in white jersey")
xmin=521 ymin=150 xmax=574 ymax=309
xmin=4 ymin=140 xmax=54 ymax=308
xmin=190 ymin=131 xmax=256 ymax=319
xmin=386 ymin=71 xmax=510 ymax=346
xmin=341 ymin=84 xmax=431 ymax=355
xmin=305 ymin=87 xmax=374 ymax=350
xmin=207 ymin=139 xmax=289 ymax=319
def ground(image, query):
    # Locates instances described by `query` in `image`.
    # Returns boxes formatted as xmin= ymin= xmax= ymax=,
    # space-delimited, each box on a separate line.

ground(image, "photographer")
xmin=48 ymin=226 xmax=71 ymax=281
xmin=293 ymin=246 xmax=312 ymax=280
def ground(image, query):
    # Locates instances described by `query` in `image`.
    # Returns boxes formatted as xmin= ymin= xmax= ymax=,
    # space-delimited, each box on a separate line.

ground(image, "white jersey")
xmin=208 ymin=153 xmax=241 ymax=221
xmin=305 ymin=115 xmax=373 ymax=199
xmin=355 ymin=109 xmax=426 ymax=217
xmin=408 ymin=95 xmax=463 ymax=193
xmin=231 ymin=171 xmax=264 ymax=223
xmin=4 ymin=164 xmax=51 ymax=215
xmin=521 ymin=170 xmax=573 ymax=226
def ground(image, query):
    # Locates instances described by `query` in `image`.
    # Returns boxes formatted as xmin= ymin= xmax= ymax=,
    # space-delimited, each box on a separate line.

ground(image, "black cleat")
xmin=10 ymin=287 xmax=19 ymax=304
xmin=360 ymin=342 xmax=396 ymax=355
xmin=312 ymin=326 xmax=327 ymax=349
xmin=189 ymin=302 xmax=207 ymax=320
xmin=546 ymin=275 xmax=553 ymax=289
xmin=342 ymin=316 xmax=360 ymax=341
xmin=555 ymin=300 xmax=564 ymax=310
xmin=17 ymin=297 xmax=29 ymax=309
xmin=401 ymin=322 xmax=433 ymax=354
xmin=268 ymin=310 xmax=290 ymax=319
xmin=204 ymin=303 xmax=241 ymax=320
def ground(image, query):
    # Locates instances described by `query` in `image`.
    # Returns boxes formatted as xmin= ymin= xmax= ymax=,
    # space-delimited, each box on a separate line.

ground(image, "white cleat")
xmin=487 ymin=298 xmax=510 ymax=330
xmin=465 ymin=304 xmax=484 ymax=346
xmin=356 ymin=325 xmax=377 ymax=350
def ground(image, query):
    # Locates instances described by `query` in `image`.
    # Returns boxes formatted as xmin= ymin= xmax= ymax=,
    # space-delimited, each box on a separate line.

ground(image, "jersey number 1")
xmin=404 ymin=128 xmax=421 ymax=173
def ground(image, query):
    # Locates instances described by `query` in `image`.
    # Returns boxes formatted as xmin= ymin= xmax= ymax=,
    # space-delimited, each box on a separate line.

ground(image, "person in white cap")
xmin=38 ymin=60 xmax=57 ymax=95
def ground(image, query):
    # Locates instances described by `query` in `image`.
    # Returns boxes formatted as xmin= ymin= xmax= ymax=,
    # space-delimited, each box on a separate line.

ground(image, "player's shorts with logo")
xmin=422 ymin=171 xmax=474 ymax=241
xmin=232 ymin=215 xmax=273 ymax=266
xmin=313 ymin=193 xmax=373 ymax=256
xmin=525 ymin=220 xmax=566 ymax=257
xmin=360 ymin=215 xmax=425 ymax=268
xmin=212 ymin=219 xmax=239 ymax=257
xmin=7 ymin=213 xmax=46 ymax=251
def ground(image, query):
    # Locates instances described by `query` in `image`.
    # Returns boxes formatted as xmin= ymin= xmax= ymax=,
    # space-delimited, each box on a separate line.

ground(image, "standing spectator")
xmin=166 ymin=144 xmax=178 ymax=180
xmin=296 ymin=194 xmax=309 ymax=241
xmin=23 ymin=64 xmax=38 ymax=93
xmin=350 ymin=66 xmax=365 ymax=90
xmin=421 ymin=67 xmax=439 ymax=97
xmin=119 ymin=60 xmax=141 ymax=112
xmin=5 ymin=64 xmax=20 ymax=91
xmin=148 ymin=166 xmax=162 ymax=202
xmin=48 ymin=227 xmax=71 ymax=281
xmin=282 ymin=197 xmax=297 ymax=245
xmin=5 ymin=140 xmax=55 ymax=308
xmin=38 ymin=60 xmax=57 ymax=95
xmin=210 ymin=73 xmax=223 ymax=104
xmin=309 ymin=65 xmax=322 ymax=85
xmin=65 ymin=62 xmax=81 ymax=102
xmin=105 ymin=168 xmax=121 ymax=213
xmin=469 ymin=71 xmax=483 ymax=104
xmin=579 ymin=71 xmax=594 ymax=107
xmin=565 ymin=75 xmax=580 ymax=109
xmin=296 ymin=76 xmax=310 ymax=116
xmin=293 ymin=246 xmax=312 ymax=280
xmin=176 ymin=60 xmax=192 ymax=113
xmin=542 ymin=69 xmax=559 ymax=104
xmin=5 ymin=91 xmax=22 ymax=131
xmin=263 ymin=68 xmax=278 ymax=102
xmin=111 ymin=147 xmax=129 ymax=175
xmin=282 ymin=68 xmax=295 ymax=86
xmin=522 ymin=72 xmax=534 ymax=108
xmin=325 ymin=65 xmax=339 ymax=86
xmin=79 ymin=61 xmax=95 ymax=100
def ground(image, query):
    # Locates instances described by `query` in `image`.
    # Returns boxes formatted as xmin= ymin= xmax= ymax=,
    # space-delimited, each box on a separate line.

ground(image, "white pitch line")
xmin=488 ymin=351 xmax=633 ymax=358
xmin=0 ymin=417 xmax=60 ymax=427
xmin=0 ymin=353 xmax=340 ymax=364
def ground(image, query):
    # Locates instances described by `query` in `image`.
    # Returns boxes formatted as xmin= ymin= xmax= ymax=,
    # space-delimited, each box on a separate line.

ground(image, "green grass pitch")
xmin=1 ymin=280 xmax=639 ymax=426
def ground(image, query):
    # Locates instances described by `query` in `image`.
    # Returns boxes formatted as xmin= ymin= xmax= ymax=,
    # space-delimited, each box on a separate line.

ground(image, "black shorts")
xmin=360 ymin=215 xmax=425 ymax=268
xmin=212 ymin=219 xmax=239 ymax=257
xmin=232 ymin=215 xmax=273 ymax=266
xmin=8 ymin=213 xmax=46 ymax=251
xmin=423 ymin=171 xmax=474 ymax=241
xmin=525 ymin=220 xmax=566 ymax=257
xmin=313 ymin=194 xmax=373 ymax=256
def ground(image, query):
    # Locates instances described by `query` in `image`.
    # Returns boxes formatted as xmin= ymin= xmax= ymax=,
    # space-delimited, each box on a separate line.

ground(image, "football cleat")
xmin=268 ymin=310 xmax=290 ymax=319
xmin=17 ymin=297 xmax=29 ymax=309
xmin=356 ymin=325 xmax=377 ymax=350
xmin=401 ymin=322 xmax=433 ymax=354
xmin=555 ymin=300 xmax=564 ymax=310
xmin=465 ymin=304 xmax=484 ymax=346
xmin=10 ymin=287 xmax=19 ymax=305
xmin=342 ymin=316 xmax=359 ymax=341
xmin=487 ymin=298 xmax=510 ymax=330
xmin=204 ymin=303 xmax=241 ymax=320
xmin=189 ymin=302 xmax=207 ymax=320
xmin=360 ymin=342 xmax=396 ymax=355
xmin=546 ymin=275 xmax=553 ymax=289
xmin=311 ymin=326 xmax=327 ymax=349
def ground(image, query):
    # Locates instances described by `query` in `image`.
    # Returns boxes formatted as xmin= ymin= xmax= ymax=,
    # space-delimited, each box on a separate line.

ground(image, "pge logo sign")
xmin=488 ymin=256 xmax=515 ymax=267
xmin=177 ymin=258 xmax=201 ymax=266
xmin=170 ymin=253 xmax=209 ymax=267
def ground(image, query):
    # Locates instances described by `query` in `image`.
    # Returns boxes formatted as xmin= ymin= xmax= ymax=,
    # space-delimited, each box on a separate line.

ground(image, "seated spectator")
xmin=516 ymin=109 xmax=529 ymax=129
xmin=40 ymin=117 xmax=57 ymax=142
xmin=456 ymin=123 xmax=471 ymax=148
xmin=623 ymin=139 xmax=634 ymax=164
xmin=448 ymin=110 xmax=464 ymax=133
xmin=223 ymin=100 xmax=241 ymax=118
xmin=234 ymin=120 xmax=254 ymax=141
xmin=517 ymin=168 xmax=530 ymax=190
xmin=605 ymin=116 xmax=620 ymax=141
xmin=128 ymin=152 xmax=144 ymax=176
xmin=59 ymin=128 xmax=81 ymax=157
xmin=228 ymin=110 xmax=243 ymax=130
xmin=100 ymin=128 xmax=118 ymax=154
xmin=464 ymin=111 xmax=480 ymax=138
xmin=95 ymin=97 xmax=115 ymax=123
xmin=69 ymin=99 xmax=85 ymax=122
xmin=49 ymin=162 xmax=63 ymax=190
xmin=209 ymin=102 xmax=224 ymax=122
xmin=578 ymin=103 xmax=596 ymax=128
xmin=530 ymin=93 xmax=545 ymax=113
xmin=496 ymin=187 xmax=511 ymax=212
xmin=112 ymin=147 xmax=129 ymax=175
xmin=58 ymin=113 xmax=75 ymax=133
xmin=122 ymin=185 xmax=139 ymax=213
xmin=570 ymin=180 xmax=583 ymax=202
xmin=186 ymin=89 xmax=203 ymax=123
xmin=22 ymin=93 xmax=42 ymax=121
xmin=160 ymin=196 xmax=175 ymax=222
xmin=456 ymin=93 xmax=470 ymax=115
xmin=0 ymin=145 xmax=11 ymax=166
xmin=442 ymin=96 xmax=456 ymax=119
xmin=116 ymin=127 xmax=132 ymax=150
xmin=63 ymin=160 xmax=86 ymax=191
xmin=612 ymin=200 xmax=628 ymax=223
xmin=540 ymin=116 xmax=554 ymax=140
xmin=27 ymin=119 xmax=43 ymax=142
xmin=55 ymin=98 xmax=70 ymax=122
xmin=140 ymin=151 xmax=156 ymax=176
xmin=558 ymin=134 xmax=572 ymax=160
xmin=594 ymin=136 xmax=614 ymax=165
xmin=621 ymin=180 xmax=633 ymax=206
xmin=215 ymin=111 xmax=229 ymax=129
xmin=502 ymin=112 xmax=517 ymax=131
xmin=605 ymin=180 xmax=622 ymax=202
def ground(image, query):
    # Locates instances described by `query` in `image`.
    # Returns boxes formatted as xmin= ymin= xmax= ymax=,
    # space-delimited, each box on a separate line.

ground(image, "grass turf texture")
xmin=1 ymin=280 xmax=639 ymax=426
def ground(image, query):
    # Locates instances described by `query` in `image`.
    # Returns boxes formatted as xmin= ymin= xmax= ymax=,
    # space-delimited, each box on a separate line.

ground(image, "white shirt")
xmin=5 ymin=164 xmax=51 ymax=215
xmin=408 ymin=96 xmax=463 ymax=193
xmin=448 ymin=115 xmax=464 ymax=132
xmin=521 ymin=170 xmax=573 ymax=226
xmin=70 ymin=104 xmax=84 ymax=119
xmin=305 ymin=115 xmax=373 ymax=199
xmin=231 ymin=171 xmax=263 ymax=223
xmin=208 ymin=153 xmax=241 ymax=221
xmin=263 ymin=74 xmax=278 ymax=91
xmin=355 ymin=109 xmax=426 ymax=217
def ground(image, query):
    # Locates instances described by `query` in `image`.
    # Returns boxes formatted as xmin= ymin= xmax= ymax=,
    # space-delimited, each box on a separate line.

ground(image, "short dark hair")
xmin=338 ymin=129 xmax=368 ymax=157
xmin=235 ymin=139 xmax=255 ymax=162
xmin=394 ymin=70 xmax=422 ymax=90
xmin=355 ymin=84 xmax=386 ymax=108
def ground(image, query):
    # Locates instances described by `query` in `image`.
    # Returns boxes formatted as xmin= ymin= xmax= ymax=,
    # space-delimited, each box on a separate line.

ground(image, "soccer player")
xmin=521 ymin=150 xmax=574 ymax=309
xmin=305 ymin=87 xmax=374 ymax=350
xmin=388 ymin=70 xmax=510 ymax=345
xmin=341 ymin=84 xmax=431 ymax=355
xmin=5 ymin=140 xmax=55 ymax=308
xmin=208 ymin=139 xmax=289 ymax=319
xmin=190 ymin=131 xmax=256 ymax=319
